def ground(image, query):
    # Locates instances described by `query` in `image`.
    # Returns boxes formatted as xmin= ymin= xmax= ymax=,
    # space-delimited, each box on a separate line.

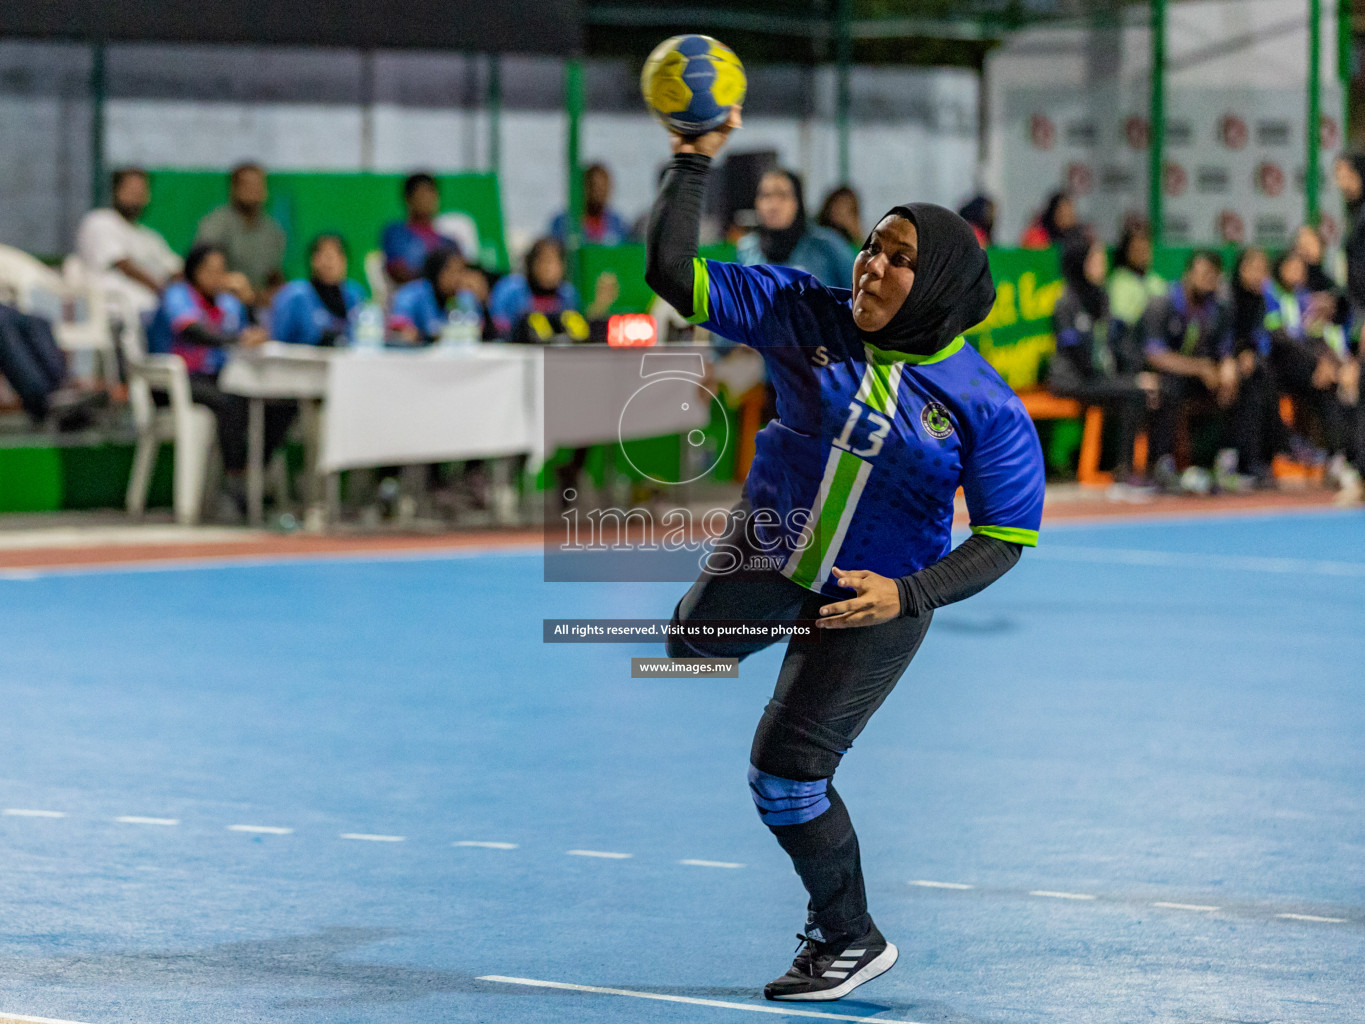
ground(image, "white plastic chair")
xmin=57 ymin=256 xmax=121 ymax=387
xmin=116 ymin=296 xmax=218 ymax=525
xmin=363 ymin=250 xmax=392 ymax=310
xmin=0 ymin=244 xmax=66 ymax=321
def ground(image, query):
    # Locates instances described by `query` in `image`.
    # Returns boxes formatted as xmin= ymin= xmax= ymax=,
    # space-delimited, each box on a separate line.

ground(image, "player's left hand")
xmin=817 ymin=567 xmax=901 ymax=628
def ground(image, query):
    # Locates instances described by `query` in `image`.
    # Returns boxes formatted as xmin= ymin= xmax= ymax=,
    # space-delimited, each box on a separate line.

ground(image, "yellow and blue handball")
xmin=641 ymin=34 xmax=746 ymax=136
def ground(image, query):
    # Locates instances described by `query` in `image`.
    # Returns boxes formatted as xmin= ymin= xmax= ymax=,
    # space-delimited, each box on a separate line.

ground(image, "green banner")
xmin=965 ymin=247 xmax=1065 ymax=390
xmin=142 ymin=170 xmax=510 ymax=283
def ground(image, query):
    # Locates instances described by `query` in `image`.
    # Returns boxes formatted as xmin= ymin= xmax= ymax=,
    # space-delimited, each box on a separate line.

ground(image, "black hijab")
xmin=1113 ymin=224 xmax=1150 ymax=275
xmin=1059 ymin=231 xmax=1107 ymax=320
xmin=957 ymin=195 xmax=994 ymax=243
xmin=524 ymin=238 xmax=565 ymax=298
xmin=757 ymin=169 xmax=807 ymax=265
xmin=856 ymin=203 xmax=996 ymax=357
xmin=424 ymin=245 xmax=463 ymax=303
xmin=1230 ymin=249 xmax=1267 ymax=345
xmin=1040 ymin=192 xmax=1071 ymax=242
xmin=309 ymin=234 xmax=349 ymax=320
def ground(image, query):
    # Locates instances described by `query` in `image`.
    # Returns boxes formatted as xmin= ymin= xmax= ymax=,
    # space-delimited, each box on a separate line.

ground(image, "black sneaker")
xmin=763 ymin=923 xmax=898 ymax=1002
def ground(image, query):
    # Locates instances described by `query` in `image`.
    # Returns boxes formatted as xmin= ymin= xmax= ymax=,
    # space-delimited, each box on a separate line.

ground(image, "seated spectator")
xmin=390 ymin=246 xmax=490 ymax=344
xmin=194 ymin=162 xmax=287 ymax=305
xmin=550 ymin=163 xmax=630 ymax=247
xmin=1140 ymin=251 xmax=1264 ymax=491
xmin=1228 ymin=247 xmax=1290 ymax=480
xmin=957 ymin=194 xmax=996 ymax=249
xmin=1107 ymin=222 xmax=1166 ymax=330
xmin=0 ymin=303 xmax=105 ymax=429
xmin=1266 ymin=250 xmax=1360 ymax=492
xmin=488 ymin=237 xmax=616 ymax=338
xmin=1048 ymin=233 xmax=1157 ymax=488
xmin=382 ymin=173 xmax=459 ymax=285
xmin=75 ymin=167 xmax=182 ymax=318
xmin=736 ymin=169 xmax=854 ymax=288
xmin=1019 ymin=191 xmax=1078 ymax=249
xmin=269 ymin=234 xmax=366 ymax=347
xmin=816 ymin=185 xmax=864 ymax=249
xmin=149 ymin=244 xmax=292 ymax=521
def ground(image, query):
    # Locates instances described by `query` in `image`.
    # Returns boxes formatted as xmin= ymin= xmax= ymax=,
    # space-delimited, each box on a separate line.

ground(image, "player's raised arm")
xmin=643 ymin=108 xmax=740 ymax=320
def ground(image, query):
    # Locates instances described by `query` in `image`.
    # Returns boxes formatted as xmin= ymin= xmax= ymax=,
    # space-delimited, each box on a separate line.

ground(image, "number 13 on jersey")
xmin=832 ymin=401 xmax=891 ymax=459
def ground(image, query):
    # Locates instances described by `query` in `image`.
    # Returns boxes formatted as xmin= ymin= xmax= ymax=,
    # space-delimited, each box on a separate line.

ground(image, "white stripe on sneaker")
xmin=841 ymin=949 xmax=865 ymax=956
xmin=821 ymin=970 xmax=849 ymax=979
xmin=771 ymin=942 xmax=900 ymax=1003
xmin=830 ymin=960 xmax=858 ymax=969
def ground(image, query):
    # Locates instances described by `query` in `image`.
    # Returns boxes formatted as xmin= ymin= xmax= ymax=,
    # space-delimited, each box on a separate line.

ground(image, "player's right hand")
xmin=671 ymin=106 xmax=742 ymax=158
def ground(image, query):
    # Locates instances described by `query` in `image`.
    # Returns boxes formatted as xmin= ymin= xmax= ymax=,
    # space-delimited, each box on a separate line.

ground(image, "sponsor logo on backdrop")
xmin=1166 ymin=120 xmax=1193 ymax=146
xmin=1066 ymin=162 xmax=1094 ymax=195
xmin=1030 ymin=114 xmax=1056 ymax=150
xmin=1100 ymin=166 xmax=1135 ymax=193
xmin=1254 ymin=162 xmax=1285 ymax=197
xmin=1254 ymin=216 xmax=1289 ymax=245
xmin=1163 ymin=161 xmax=1188 ymax=197
xmin=1321 ymin=114 xmax=1340 ymax=150
xmin=1065 ymin=121 xmax=1098 ymax=146
xmin=1218 ymin=113 xmax=1249 ymax=150
xmin=1124 ymin=115 xmax=1149 ymax=150
xmin=1196 ymin=166 xmax=1230 ymax=194
xmin=1164 ymin=215 xmax=1191 ymax=244
xmin=1218 ymin=210 xmax=1245 ymax=244
xmin=1255 ymin=120 xmax=1291 ymax=147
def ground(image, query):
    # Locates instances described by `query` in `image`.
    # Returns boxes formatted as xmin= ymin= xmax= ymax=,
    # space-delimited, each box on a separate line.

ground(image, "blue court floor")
xmin=0 ymin=509 xmax=1362 ymax=1024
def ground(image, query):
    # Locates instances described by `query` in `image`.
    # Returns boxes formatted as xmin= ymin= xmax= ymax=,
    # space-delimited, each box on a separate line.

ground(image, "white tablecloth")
xmin=222 ymin=343 xmax=713 ymax=474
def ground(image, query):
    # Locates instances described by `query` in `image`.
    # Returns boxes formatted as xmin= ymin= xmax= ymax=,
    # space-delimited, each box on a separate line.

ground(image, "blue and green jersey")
xmin=690 ymin=258 xmax=1045 ymax=597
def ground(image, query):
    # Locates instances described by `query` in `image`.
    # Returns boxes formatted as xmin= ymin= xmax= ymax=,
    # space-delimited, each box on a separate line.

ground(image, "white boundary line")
xmin=2 ymin=809 xmax=66 ymax=818
xmin=114 ymin=816 xmax=179 ymax=826
xmin=0 ymin=1014 xmax=96 ymax=1024
xmin=478 ymin=976 xmax=926 ymax=1023
xmin=340 ymin=833 xmax=405 ymax=842
xmin=566 ymin=849 xmax=632 ymax=859
xmin=1030 ymin=890 xmax=1097 ymax=901
xmin=454 ymin=840 xmax=519 ymax=849
xmin=227 ymin=825 xmax=293 ymax=835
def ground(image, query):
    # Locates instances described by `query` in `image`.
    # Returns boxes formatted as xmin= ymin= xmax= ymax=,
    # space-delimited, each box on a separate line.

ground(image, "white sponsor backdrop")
xmin=987 ymin=0 xmax=1345 ymax=247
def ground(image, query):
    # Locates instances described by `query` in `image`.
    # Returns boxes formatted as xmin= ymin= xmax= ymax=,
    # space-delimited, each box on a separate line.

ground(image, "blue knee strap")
xmin=748 ymin=765 xmax=830 ymax=826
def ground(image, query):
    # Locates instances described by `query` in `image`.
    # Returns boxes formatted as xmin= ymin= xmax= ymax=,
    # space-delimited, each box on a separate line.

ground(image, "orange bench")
xmin=1018 ymin=390 xmax=1147 ymax=487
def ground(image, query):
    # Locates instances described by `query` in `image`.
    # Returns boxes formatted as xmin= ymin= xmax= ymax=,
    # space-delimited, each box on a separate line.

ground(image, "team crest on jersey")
xmin=920 ymin=402 xmax=954 ymax=439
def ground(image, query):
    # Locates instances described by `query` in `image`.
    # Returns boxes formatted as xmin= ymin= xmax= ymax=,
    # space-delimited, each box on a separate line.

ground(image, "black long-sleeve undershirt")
xmin=894 ymin=534 xmax=1022 ymax=618
xmin=645 ymin=153 xmax=1025 ymax=616
xmin=644 ymin=152 xmax=711 ymax=319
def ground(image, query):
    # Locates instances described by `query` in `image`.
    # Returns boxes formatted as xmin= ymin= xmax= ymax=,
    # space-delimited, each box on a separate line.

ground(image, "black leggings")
xmin=667 ymin=498 xmax=931 ymax=943
xmin=1269 ymin=339 xmax=1352 ymax=460
xmin=188 ymin=373 xmax=296 ymax=474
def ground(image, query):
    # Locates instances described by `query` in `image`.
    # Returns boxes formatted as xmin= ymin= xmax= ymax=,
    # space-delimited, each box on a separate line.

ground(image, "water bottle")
xmin=352 ymin=302 xmax=385 ymax=351
xmin=437 ymin=293 xmax=482 ymax=350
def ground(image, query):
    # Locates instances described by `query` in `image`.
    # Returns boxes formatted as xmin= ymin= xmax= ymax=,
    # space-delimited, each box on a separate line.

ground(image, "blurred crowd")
xmin=1 ymin=153 xmax=1361 ymax=522
xmin=1004 ymin=160 xmax=1365 ymax=503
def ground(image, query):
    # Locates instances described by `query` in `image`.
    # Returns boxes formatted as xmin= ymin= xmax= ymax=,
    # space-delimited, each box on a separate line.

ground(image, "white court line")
xmin=679 ymin=859 xmax=745 ymax=869
xmin=1277 ymin=912 xmax=1347 ymax=923
xmin=1030 ymin=890 xmax=1097 ymax=901
xmin=479 ymin=976 xmax=927 ymax=1023
xmin=909 ymin=880 xmax=973 ymax=890
xmin=454 ymin=841 xmax=519 ymax=850
xmin=1037 ymin=545 xmax=1365 ymax=578
xmin=340 ymin=833 xmax=405 ymax=842
xmin=227 ymin=825 xmax=293 ymax=835
xmin=0 ymin=1013 xmax=97 ymax=1024
xmin=2 ymin=809 xmax=66 ymax=819
xmin=566 ymin=849 xmax=632 ymax=859
xmin=1152 ymin=901 xmax=1218 ymax=912
xmin=115 ymin=816 xmax=179 ymax=826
